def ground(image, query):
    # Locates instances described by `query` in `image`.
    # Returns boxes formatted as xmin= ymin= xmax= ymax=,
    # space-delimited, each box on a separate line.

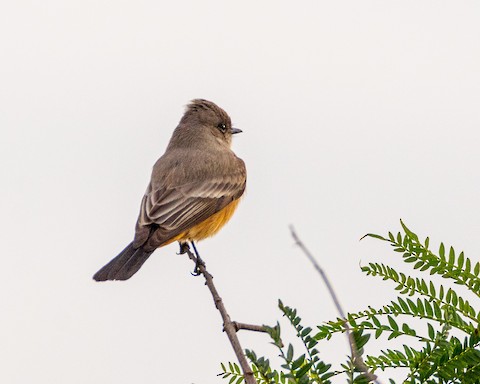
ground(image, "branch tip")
xmin=289 ymin=225 xmax=382 ymax=384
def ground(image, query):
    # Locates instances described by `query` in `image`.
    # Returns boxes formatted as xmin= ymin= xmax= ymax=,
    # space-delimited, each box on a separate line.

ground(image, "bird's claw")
xmin=191 ymin=257 xmax=205 ymax=276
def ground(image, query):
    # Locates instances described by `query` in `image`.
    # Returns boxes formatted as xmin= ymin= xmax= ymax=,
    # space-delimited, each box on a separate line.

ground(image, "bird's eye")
xmin=217 ymin=123 xmax=227 ymax=133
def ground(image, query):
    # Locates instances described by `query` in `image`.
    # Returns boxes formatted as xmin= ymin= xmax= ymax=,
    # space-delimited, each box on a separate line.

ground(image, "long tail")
xmin=93 ymin=242 xmax=154 ymax=281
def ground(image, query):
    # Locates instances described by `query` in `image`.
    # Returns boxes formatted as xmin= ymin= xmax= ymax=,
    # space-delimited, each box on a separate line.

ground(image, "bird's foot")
xmin=177 ymin=242 xmax=190 ymax=255
xmin=191 ymin=256 xmax=205 ymax=276
xmin=190 ymin=241 xmax=205 ymax=276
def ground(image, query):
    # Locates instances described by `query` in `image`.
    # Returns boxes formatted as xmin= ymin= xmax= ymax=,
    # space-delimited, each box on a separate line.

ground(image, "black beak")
xmin=231 ymin=127 xmax=242 ymax=134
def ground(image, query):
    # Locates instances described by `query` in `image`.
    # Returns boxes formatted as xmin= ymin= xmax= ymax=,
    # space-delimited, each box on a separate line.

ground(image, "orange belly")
xmin=165 ymin=198 xmax=241 ymax=245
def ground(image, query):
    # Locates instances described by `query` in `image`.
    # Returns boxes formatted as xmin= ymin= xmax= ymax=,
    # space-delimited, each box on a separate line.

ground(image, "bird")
xmin=93 ymin=99 xmax=246 ymax=281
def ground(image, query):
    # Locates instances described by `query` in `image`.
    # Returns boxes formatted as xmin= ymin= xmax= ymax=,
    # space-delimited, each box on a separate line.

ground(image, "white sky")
xmin=1 ymin=1 xmax=479 ymax=383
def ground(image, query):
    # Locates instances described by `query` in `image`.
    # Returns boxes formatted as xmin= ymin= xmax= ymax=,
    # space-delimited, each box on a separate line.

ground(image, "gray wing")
xmin=133 ymin=169 xmax=246 ymax=250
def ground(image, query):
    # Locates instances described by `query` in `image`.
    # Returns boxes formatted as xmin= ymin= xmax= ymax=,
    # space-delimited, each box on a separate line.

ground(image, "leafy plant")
xmin=220 ymin=221 xmax=480 ymax=383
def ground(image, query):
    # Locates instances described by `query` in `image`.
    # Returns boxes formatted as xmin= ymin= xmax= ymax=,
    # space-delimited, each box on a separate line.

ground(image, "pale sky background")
xmin=1 ymin=1 xmax=480 ymax=383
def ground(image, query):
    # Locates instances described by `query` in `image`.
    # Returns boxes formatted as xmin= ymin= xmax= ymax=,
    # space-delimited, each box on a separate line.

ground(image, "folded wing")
xmin=134 ymin=170 xmax=246 ymax=250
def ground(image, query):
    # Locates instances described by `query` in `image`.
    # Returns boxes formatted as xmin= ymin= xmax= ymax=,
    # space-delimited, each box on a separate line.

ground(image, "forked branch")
xmin=184 ymin=246 xmax=258 ymax=384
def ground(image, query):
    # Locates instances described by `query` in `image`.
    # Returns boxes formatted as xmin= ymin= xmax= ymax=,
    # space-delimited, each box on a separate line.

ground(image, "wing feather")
xmin=134 ymin=166 xmax=246 ymax=248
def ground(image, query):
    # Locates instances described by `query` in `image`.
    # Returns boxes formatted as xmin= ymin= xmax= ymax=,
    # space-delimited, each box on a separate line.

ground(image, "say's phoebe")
xmin=93 ymin=99 xmax=246 ymax=281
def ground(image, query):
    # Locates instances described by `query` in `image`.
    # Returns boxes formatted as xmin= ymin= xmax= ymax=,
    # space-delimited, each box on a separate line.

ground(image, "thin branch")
xmin=233 ymin=322 xmax=268 ymax=333
xmin=289 ymin=225 xmax=381 ymax=384
xmin=184 ymin=246 xmax=257 ymax=384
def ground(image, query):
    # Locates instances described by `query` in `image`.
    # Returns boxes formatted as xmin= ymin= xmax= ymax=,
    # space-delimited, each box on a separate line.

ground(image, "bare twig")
xmin=184 ymin=246 xmax=257 ymax=384
xmin=289 ymin=226 xmax=381 ymax=384
xmin=233 ymin=322 xmax=268 ymax=333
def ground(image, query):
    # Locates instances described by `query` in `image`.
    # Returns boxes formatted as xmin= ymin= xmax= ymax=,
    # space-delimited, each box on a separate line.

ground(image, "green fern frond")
xmin=364 ymin=221 xmax=480 ymax=298
xmin=221 ymin=221 xmax=479 ymax=384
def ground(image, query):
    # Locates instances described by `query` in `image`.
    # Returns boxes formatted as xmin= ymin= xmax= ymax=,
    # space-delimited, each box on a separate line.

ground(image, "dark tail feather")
xmin=93 ymin=242 xmax=154 ymax=281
